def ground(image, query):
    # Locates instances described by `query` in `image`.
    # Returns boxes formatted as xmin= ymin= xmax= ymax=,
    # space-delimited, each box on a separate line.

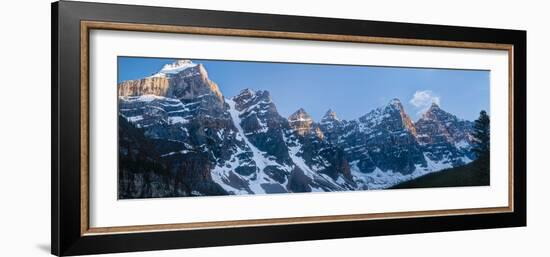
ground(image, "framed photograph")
xmin=52 ymin=1 xmax=526 ymax=256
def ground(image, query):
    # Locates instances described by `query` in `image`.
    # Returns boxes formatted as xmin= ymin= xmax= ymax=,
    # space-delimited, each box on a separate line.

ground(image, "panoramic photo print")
xmin=117 ymin=57 xmax=491 ymax=199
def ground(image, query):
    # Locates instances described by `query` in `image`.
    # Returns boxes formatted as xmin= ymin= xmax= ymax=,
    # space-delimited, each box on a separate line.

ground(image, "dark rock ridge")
xmin=118 ymin=59 xmax=478 ymax=197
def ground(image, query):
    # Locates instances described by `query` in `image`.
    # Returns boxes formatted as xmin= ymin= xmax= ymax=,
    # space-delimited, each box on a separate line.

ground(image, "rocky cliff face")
xmin=166 ymin=63 xmax=224 ymax=103
xmin=118 ymin=76 xmax=170 ymax=97
xmin=285 ymin=108 xmax=354 ymax=191
xmin=231 ymin=89 xmax=292 ymax=167
xmin=118 ymin=60 xmax=223 ymax=103
xmin=358 ymin=99 xmax=424 ymax=174
xmin=118 ymin=59 xmax=480 ymax=197
xmin=415 ymin=103 xmax=475 ymax=166
xmin=288 ymin=108 xmax=314 ymax=136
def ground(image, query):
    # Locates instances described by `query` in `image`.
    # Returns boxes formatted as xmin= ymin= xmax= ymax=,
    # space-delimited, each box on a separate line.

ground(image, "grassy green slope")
xmin=391 ymin=156 xmax=490 ymax=189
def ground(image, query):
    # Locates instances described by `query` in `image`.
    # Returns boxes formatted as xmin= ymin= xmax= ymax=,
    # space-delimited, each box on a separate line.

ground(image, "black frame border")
xmin=52 ymin=1 xmax=526 ymax=256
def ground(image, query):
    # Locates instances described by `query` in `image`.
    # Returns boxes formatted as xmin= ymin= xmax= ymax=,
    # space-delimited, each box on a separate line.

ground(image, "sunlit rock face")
xmin=118 ymin=76 xmax=170 ymax=97
xmin=288 ymin=108 xmax=314 ymax=136
xmin=118 ymin=60 xmax=223 ymax=104
xmin=167 ymin=63 xmax=224 ymax=103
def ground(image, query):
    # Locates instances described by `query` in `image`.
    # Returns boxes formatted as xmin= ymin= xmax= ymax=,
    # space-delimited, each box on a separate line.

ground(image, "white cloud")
xmin=409 ymin=90 xmax=440 ymax=115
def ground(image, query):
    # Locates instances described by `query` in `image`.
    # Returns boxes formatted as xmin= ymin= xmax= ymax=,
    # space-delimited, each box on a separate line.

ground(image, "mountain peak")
xmin=233 ymin=88 xmax=273 ymax=102
xmin=426 ymin=102 xmax=446 ymax=114
xmin=324 ymin=108 xmax=336 ymax=117
xmin=419 ymin=102 xmax=442 ymax=118
xmin=428 ymin=102 xmax=440 ymax=110
xmin=154 ymin=60 xmax=223 ymax=102
xmin=236 ymin=88 xmax=256 ymax=98
xmin=289 ymin=108 xmax=313 ymax=136
xmin=390 ymin=98 xmax=402 ymax=105
xmin=419 ymin=103 xmax=458 ymax=123
xmin=358 ymin=98 xmax=416 ymax=136
xmin=231 ymin=89 xmax=276 ymax=112
xmin=288 ymin=108 xmax=313 ymax=123
xmin=119 ymin=59 xmax=211 ymax=98
xmin=377 ymin=98 xmax=407 ymax=117
xmin=387 ymin=98 xmax=405 ymax=110
xmin=321 ymin=109 xmax=340 ymax=123
xmin=157 ymin=59 xmax=198 ymax=75
xmin=291 ymin=108 xmax=308 ymax=116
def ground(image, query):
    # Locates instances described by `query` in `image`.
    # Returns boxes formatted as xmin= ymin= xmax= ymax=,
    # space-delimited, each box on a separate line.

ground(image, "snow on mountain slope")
xmin=150 ymin=59 xmax=198 ymax=77
xmin=119 ymin=95 xmax=192 ymax=129
xmin=282 ymin=132 xmax=347 ymax=192
xmin=350 ymin=153 xmax=455 ymax=189
xmin=225 ymin=98 xmax=291 ymax=194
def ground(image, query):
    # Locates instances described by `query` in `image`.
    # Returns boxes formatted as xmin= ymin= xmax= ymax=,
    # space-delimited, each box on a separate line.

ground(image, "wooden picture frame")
xmin=52 ymin=1 xmax=526 ymax=256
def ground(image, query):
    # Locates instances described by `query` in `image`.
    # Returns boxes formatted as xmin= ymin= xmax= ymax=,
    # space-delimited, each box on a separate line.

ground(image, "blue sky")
xmin=118 ymin=57 xmax=489 ymax=121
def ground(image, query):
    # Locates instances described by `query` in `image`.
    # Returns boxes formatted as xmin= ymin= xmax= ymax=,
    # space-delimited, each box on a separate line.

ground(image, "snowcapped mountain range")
xmin=117 ymin=59 xmax=476 ymax=198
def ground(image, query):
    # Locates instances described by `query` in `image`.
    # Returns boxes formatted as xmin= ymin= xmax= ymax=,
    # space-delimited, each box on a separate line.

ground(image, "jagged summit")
xmin=420 ymin=102 xmax=455 ymax=122
xmin=421 ymin=102 xmax=441 ymax=114
xmin=236 ymin=88 xmax=255 ymax=98
xmin=414 ymin=102 xmax=475 ymax=165
xmin=289 ymin=108 xmax=310 ymax=119
xmin=231 ymin=89 xmax=274 ymax=112
xmin=288 ymin=108 xmax=313 ymax=136
xmin=357 ymin=98 xmax=417 ymax=137
xmin=150 ymin=59 xmax=198 ymax=77
xmin=386 ymin=98 xmax=406 ymax=112
xmin=118 ymin=59 xmax=224 ymax=102
xmin=232 ymin=88 xmax=256 ymax=104
xmin=233 ymin=88 xmax=272 ymax=100
xmin=160 ymin=59 xmax=196 ymax=72
xmin=360 ymin=99 xmax=408 ymax=123
xmin=389 ymin=98 xmax=402 ymax=105
xmin=322 ymin=109 xmax=340 ymax=122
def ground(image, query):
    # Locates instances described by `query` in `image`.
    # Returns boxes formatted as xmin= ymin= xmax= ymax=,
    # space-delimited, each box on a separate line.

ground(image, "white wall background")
xmin=0 ymin=0 xmax=547 ymax=256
